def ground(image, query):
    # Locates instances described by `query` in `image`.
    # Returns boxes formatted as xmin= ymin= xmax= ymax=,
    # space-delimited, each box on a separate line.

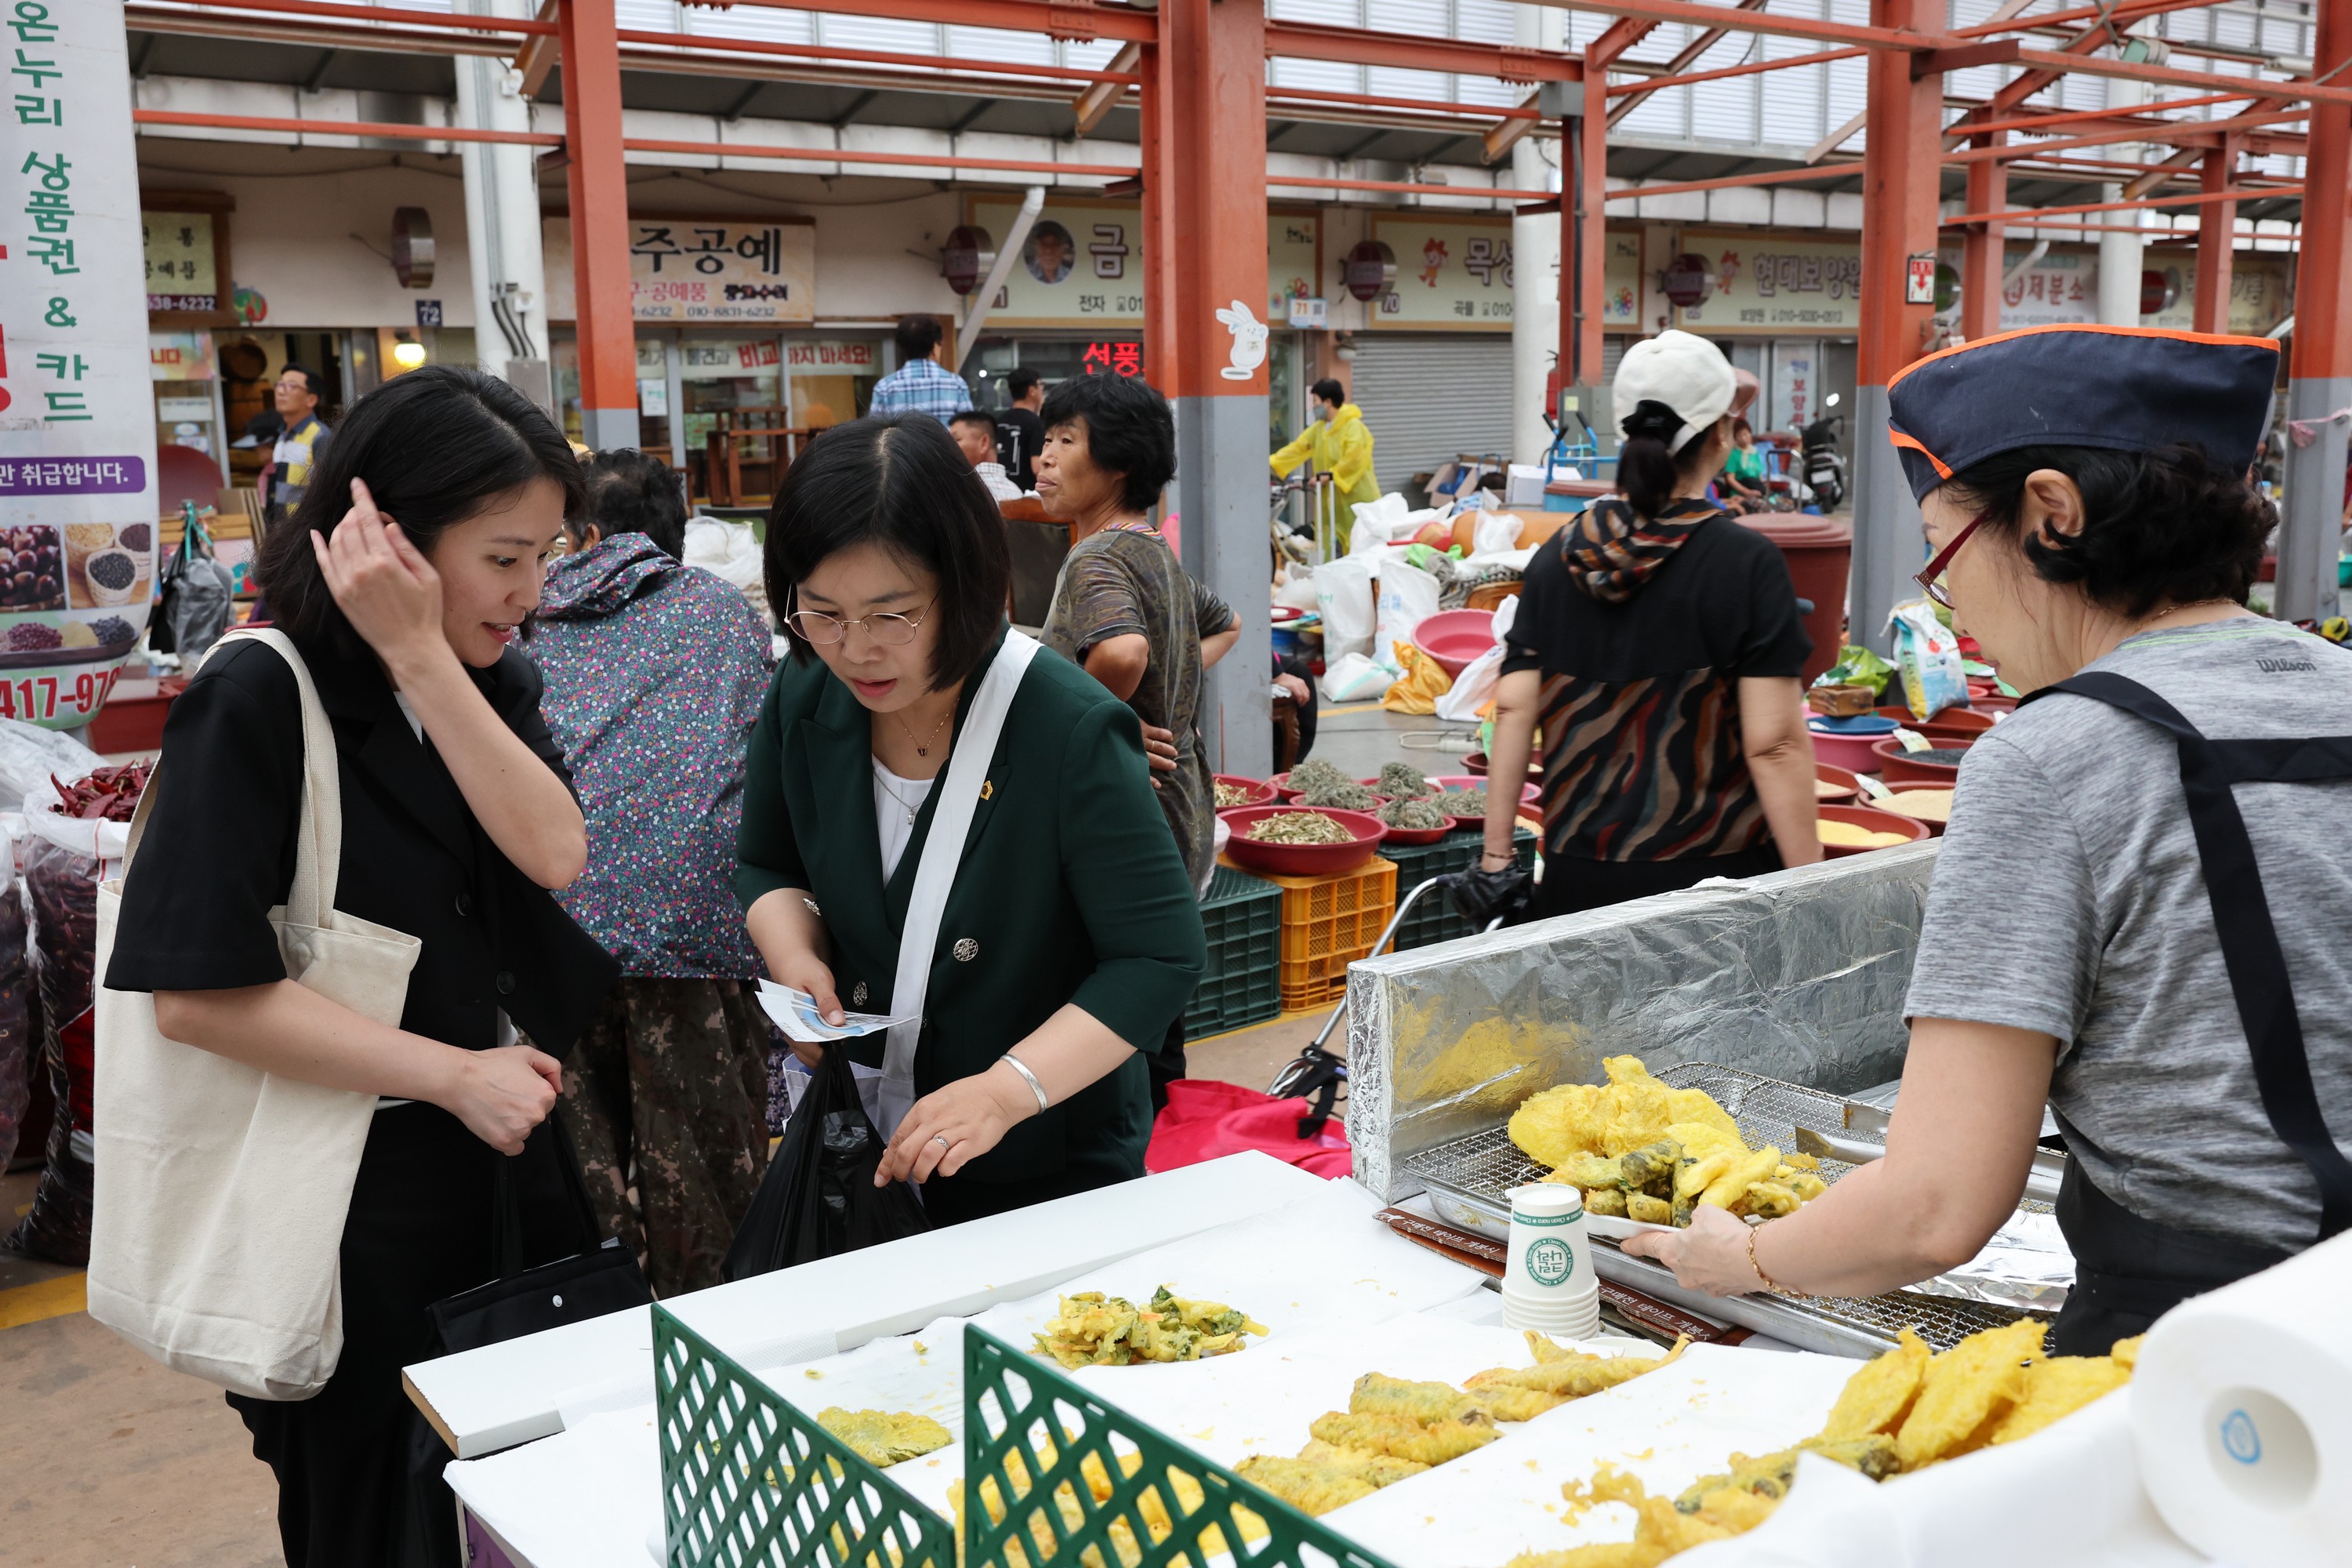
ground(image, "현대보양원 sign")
xmin=0 ymin=0 xmax=161 ymax=729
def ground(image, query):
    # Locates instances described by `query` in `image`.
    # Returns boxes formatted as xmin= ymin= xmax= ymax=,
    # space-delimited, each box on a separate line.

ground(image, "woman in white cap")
xmin=1463 ymin=329 xmax=1820 ymax=924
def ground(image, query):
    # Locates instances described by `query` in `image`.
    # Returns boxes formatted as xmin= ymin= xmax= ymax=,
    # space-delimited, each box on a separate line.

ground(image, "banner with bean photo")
xmin=0 ymin=0 xmax=158 ymax=728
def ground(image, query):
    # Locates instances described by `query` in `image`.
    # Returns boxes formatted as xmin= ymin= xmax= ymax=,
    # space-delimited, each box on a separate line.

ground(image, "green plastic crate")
xmin=653 ymin=1303 xmax=956 ymax=1568
xmin=1377 ymin=826 xmax=1537 ymax=952
xmin=1184 ymin=866 xmax=1282 ymax=1037
xmin=961 ymin=1325 xmax=1397 ymax=1568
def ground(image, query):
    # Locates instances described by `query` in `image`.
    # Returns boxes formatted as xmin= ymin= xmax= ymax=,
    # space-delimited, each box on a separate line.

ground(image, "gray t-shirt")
xmin=1904 ymin=618 xmax=2352 ymax=1254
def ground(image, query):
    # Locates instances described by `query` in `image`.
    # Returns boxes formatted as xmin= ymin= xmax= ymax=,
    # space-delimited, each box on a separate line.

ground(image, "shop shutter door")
xmin=1346 ymin=334 xmax=1515 ymax=484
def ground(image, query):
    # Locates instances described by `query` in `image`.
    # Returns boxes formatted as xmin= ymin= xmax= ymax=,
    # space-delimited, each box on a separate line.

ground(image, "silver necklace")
xmin=873 ymin=760 xmax=926 ymax=826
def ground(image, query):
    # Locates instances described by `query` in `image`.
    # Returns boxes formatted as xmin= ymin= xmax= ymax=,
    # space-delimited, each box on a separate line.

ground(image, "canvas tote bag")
xmin=86 ymin=627 xmax=423 ymax=1400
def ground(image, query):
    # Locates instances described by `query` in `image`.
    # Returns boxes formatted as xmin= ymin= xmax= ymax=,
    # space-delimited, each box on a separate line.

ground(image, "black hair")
xmin=1039 ymin=372 xmax=1176 ymax=514
xmin=279 ymin=362 xmax=321 ymax=400
xmin=894 ymin=314 xmax=944 ymax=361
xmin=258 ymin=365 xmax=583 ymax=659
xmin=1617 ymin=400 xmax=1723 ymax=520
xmin=763 ymin=414 xmax=1010 ymax=692
xmin=948 ymin=410 xmax=997 ymax=437
xmin=1311 ymin=378 xmax=1346 ymax=407
xmin=578 ymin=448 xmax=688 ymax=558
xmin=1006 ymin=366 xmax=1042 ymax=400
xmin=1941 ymin=442 xmax=2274 ymax=619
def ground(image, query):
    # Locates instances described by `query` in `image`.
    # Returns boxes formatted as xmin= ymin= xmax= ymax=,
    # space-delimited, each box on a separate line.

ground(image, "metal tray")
xmin=1400 ymin=1062 xmax=2053 ymax=1359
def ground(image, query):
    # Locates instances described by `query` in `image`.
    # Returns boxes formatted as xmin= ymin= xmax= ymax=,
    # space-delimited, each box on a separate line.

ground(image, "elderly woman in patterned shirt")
xmin=525 ymin=449 xmax=777 ymax=1294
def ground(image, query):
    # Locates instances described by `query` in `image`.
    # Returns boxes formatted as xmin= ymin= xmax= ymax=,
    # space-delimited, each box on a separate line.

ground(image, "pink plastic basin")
xmin=1413 ymin=608 xmax=1497 ymax=677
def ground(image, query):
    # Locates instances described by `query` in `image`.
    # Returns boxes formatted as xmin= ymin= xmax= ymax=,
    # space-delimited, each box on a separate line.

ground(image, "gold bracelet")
xmin=1747 ymin=1221 xmax=1811 ymax=1299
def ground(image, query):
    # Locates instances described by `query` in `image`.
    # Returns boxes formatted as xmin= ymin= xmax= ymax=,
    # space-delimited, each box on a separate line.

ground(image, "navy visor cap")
xmin=1884 ymin=325 xmax=2279 ymax=502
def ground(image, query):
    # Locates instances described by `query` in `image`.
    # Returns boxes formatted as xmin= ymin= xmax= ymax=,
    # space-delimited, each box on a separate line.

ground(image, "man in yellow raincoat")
xmin=1271 ymin=378 xmax=1381 ymax=552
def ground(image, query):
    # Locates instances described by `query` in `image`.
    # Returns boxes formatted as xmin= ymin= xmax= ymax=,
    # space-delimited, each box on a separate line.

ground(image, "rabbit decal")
xmin=1215 ymin=300 xmax=1269 ymax=381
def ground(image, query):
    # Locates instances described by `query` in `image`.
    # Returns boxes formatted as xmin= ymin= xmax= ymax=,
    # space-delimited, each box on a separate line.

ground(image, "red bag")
xmin=1145 ymin=1079 xmax=1351 ymax=1179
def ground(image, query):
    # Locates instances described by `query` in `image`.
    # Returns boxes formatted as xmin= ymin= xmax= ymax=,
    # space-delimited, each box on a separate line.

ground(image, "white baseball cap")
xmin=1613 ymin=330 xmax=1736 ymax=454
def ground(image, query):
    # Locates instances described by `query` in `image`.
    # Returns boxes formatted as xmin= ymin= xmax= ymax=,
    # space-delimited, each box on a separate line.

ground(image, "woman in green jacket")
xmin=737 ymin=414 xmax=1206 ymax=1225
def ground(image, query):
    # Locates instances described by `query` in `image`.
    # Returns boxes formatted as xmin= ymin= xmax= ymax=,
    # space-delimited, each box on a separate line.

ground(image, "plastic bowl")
xmin=1817 ymin=802 xmax=1933 ymax=858
xmin=1413 ymin=608 xmax=1498 ymax=677
xmin=1878 ymin=787 xmax=1957 ymax=836
xmin=1460 ymin=750 xmax=1545 ymax=786
xmin=1875 ymin=704 xmax=1996 ymax=740
xmin=1358 ymin=775 xmax=1441 ymax=797
xmin=1815 ymin=763 xmax=1863 ymax=805
xmin=1211 ymin=774 xmax=1278 ymax=808
xmin=1870 ymin=736 xmax=1976 ymax=786
xmin=1218 ymin=805 xmax=1386 ymax=875
xmin=1809 ymin=727 xmax=1895 ymax=775
xmin=1372 ymin=811 xmax=1459 ymax=847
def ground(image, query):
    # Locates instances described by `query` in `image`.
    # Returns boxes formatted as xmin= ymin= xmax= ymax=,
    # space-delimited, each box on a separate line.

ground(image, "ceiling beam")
xmin=517 ymin=0 xmax=560 ymax=97
xmin=1073 ymin=41 xmax=1141 ymax=136
xmin=1606 ymin=0 xmax=1770 ymax=129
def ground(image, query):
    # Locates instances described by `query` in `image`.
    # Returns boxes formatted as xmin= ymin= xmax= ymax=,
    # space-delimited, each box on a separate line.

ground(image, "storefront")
xmin=1345 ymin=211 xmax=1516 ymax=491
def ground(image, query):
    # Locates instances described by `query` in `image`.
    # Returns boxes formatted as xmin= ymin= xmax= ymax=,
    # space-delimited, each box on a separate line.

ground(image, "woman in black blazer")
xmin=105 ymin=367 xmax=619 ymax=1567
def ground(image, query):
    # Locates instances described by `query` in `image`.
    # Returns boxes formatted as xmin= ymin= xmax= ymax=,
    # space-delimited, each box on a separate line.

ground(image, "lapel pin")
xmin=851 ymin=981 xmax=869 ymax=1006
xmin=980 ymin=780 xmax=994 ymax=800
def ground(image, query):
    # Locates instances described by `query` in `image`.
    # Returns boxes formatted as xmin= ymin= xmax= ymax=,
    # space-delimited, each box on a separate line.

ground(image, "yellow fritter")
xmin=1672 ymin=1434 xmax=1898 ymax=1511
xmin=816 ymin=1407 xmax=952 ymax=1468
xmin=1698 ymin=1146 xmax=1782 ymax=1211
xmin=1582 ymin=1186 xmax=1628 ymax=1218
xmin=1468 ymin=1385 xmax=1567 ymax=1422
xmin=1295 ymin=1439 xmax=1430 ymax=1485
xmin=1350 ymin=1372 xmax=1483 ymax=1424
xmin=953 ymin=1439 xmax=1261 ymax=1568
xmin=1510 ymin=1083 xmax=1606 ymax=1168
xmin=1688 ymin=1486 xmax=1780 ymax=1531
xmin=1468 ymin=1338 xmax=1688 ymax=1397
xmin=1555 ymin=1152 xmax=1628 ymax=1190
xmin=1503 ymin=1547 xmax=1667 ymax=1568
xmin=1526 ymin=1330 xmax=1580 ymax=1363
xmin=1893 ymin=1317 xmax=2048 ymax=1470
xmin=1818 ymin=1328 xmax=1932 ymax=1440
xmin=1740 ymin=1180 xmax=1803 ymax=1219
xmin=1232 ymin=1457 xmax=1377 ymax=1516
xmin=1626 ymin=1193 xmax=1674 ymax=1226
xmin=1675 ymin=1151 xmax=1735 ymax=1201
xmin=1032 ymin=1286 xmax=1268 ymax=1369
xmin=2110 ymin=1334 xmax=2145 ymax=1370
xmin=1988 ymin=1354 xmax=2130 ymax=1446
xmin=1664 ymin=1088 xmax=1744 ymax=1142
xmin=1306 ymin=1410 xmax=1498 ymax=1465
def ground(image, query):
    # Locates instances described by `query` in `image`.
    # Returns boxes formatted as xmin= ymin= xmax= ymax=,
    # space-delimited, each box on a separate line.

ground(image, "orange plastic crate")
xmin=1220 ymin=855 xmax=1397 ymax=1012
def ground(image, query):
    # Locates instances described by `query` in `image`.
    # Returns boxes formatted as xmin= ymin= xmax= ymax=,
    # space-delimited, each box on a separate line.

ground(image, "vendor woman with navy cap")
xmin=1627 ymin=325 xmax=2352 ymax=1354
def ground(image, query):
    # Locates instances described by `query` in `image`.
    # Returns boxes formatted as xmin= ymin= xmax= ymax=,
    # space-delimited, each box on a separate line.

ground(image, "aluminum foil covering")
xmin=1348 ymin=841 xmax=1939 ymax=1201
xmin=1907 ymin=1208 xmax=2077 ymax=1313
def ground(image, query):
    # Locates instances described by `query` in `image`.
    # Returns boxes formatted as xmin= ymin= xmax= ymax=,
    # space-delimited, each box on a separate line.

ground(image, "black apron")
xmin=2021 ymin=672 xmax=2352 ymax=1355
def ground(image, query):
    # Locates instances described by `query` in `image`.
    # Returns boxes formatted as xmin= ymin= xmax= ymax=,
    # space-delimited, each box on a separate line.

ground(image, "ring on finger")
xmin=930 ymin=1134 xmax=953 ymax=1152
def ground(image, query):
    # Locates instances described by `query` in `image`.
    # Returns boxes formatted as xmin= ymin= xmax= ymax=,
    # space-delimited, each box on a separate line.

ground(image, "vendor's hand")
xmin=771 ymin=953 xmax=844 ymax=1066
xmin=440 ymin=1043 xmax=563 ymax=1156
xmin=1443 ymin=864 xmax=1530 ymax=930
xmin=311 ymin=478 xmax=448 ymax=675
xmin=1140 ymin=720 xmax=1178 ymax=788
xmin=1276 ymin=673 xmax=1312 ymax=706
xmin=875 ymin=1063 xmax=1033 ymax=1185
xmin=1618 ymin=1203 xmax=1766 ymax=1297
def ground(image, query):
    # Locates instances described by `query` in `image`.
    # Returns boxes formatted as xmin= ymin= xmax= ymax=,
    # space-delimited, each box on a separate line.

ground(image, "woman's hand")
xmin=1139 ymin=720 xmax=1178 ymax=789
xmin=772 ymin=953 xmax=844 ymax=1066
xmin=1617 ymin=1203 xmax=1765 ymax=1296
xmin=874 ymin=1061 xmax=1034 ymax=1185
xmin=437 ymin=1043 xmax=564 ymax=1156
xmin=311 ymin=478 xmax=450 ymax=676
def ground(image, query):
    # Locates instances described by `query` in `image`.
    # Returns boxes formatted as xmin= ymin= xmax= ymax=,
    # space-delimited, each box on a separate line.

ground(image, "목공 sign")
xmin=0 ymin=0 xmax=160 ymax=728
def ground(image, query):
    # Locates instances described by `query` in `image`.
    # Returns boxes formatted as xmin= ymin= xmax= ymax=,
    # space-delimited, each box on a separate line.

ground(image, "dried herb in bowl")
xmin=1375 ymin=762 xmax=1432 ymax=799
xmin=1378 ymin=797 xmax=1446 ymax=831
xmin=1299 ymin=779 xmax=1379 ymax=811
xmin=1244 ymin=811 xmax=1356 ymax=845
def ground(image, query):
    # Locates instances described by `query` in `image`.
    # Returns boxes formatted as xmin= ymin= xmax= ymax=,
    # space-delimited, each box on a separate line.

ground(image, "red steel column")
xmin=2282 ymin=0 xmax=2351 ymax=619
xmin=1959 ymin=131 xmax=2006 ymax=343
xmin=1160 ymin=0 xmax=1271 ymax=773
xmin=2191 ymin=136 xmax=2239 ymax=333
xmin=1139 ymin=42 xmax=1174 ymax=397
xmin=1570 ymin=67 xmax=1610 ymax=392
xmin=1848 ymin=0 xmax=1945 ymax=650
xmin=559 ymin=0 xmax=640 ymax=448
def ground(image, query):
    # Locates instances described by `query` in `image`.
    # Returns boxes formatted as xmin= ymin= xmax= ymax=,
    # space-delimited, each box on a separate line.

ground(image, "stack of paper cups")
xmin=2131 ymin=1231 xmax=2352 ymax=1562
xmin=1500 ymin=1183 xmax=1599 ymax=1340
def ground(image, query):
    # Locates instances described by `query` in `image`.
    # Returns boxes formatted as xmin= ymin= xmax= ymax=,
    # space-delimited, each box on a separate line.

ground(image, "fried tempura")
xmin=1698 ymin=1146 xmax=1781 ymax=1211
xmin=1232 ymin=1457 xmax=1377 ymax=1516
xmin=1467 ymin=1338 xmax=1689 ymax=1397
xmin=1502 ymin=1547 xmax=1666 ymax=1568
xmin=816 ymin=1407 xmax=952 ymax=1468
xmin=1626 ymin=1192 xmax=1674 ymax=1226
xmin=1988 ymin=1354 xmax=2130 ymax=1446
xmin=1893 ymin=1317 xmax=2047 ymax=1469
xmin=1525 ymin=1330 xmax=1581 ymax=1363
xmin=1295 ymin=1439 xmax=1431 ymax=1485
xmin=1818 ymin=1328 xmax=1933 ymax=1440
xmin=1583 ymin=1187 xmax=1629 ymax=1218
xmin=1618 ymin=1139 xmax=1682 ymax=1198
xmin=1306 ymin=1410 xmax=1499 ymax=1465
xmin=1675 ymin=1151 xmax=1734 ymax=1201
xmin=1740 ymin=1180 xmax=1802 ymax=1219
xmin=1555 ymin=1153 xmax=1628 ymax=1190
xmin=1032 ymin=1286 xmax=1269 ymax=1369
xmin=1671 ymin=1435 xmax=1898 ymax=1512
xmin=1468 ymin=1385 xmax=1567 ymax=1422
xmin=1350 ymin=1372 xmax=1483 ymax=1424
xmin=1509 ymin=1083 xmax=1606 ymax=1169
xmin=954 ymin=1437 xmax=1262 ymax=1568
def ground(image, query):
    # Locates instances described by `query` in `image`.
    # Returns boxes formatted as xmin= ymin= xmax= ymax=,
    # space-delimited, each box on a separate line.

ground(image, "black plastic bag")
xmin=152 ymin=505 xmax=234 ymax=661
xmin=722 ymin=1047 xmax=927 ymax=1282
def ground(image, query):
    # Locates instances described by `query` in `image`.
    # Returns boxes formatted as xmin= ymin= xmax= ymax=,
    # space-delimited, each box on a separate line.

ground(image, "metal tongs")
xmin=1794 ymin=1099 xmax=2067 ymax=1207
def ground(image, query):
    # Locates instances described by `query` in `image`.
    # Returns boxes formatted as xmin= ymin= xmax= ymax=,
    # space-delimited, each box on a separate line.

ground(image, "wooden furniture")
xmin=700 ymin=408 xmax=812 ymax=507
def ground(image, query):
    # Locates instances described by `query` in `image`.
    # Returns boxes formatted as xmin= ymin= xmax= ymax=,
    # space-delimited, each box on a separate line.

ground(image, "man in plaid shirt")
xmin=869 ymin=314 xmax=973 ymax=423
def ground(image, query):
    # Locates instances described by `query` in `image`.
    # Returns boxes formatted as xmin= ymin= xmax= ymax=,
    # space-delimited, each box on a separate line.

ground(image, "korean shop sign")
xmin=1367 ymin=212 xmax=1515 ymax=332
xmin=0 ymin=0 xmax=160 ymax=729
xmin=543 ymin=215 xmax=816 ymax=324
xmin=1673 ymin=233 xmax=1864 ymax=335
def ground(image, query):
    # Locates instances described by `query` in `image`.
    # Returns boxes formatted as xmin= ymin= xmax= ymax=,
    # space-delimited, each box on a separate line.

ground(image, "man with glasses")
xmin=263 ymin=363 xmax=331 ymax=528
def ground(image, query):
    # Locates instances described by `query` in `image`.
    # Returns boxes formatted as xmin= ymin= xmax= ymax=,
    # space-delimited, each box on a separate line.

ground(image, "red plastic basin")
xmin=1870 ymin=736 xmax=1976 ymax=786
xmin=1374 ymin=812 xmax=1459 ymax=847
xmin=1815 ymin=763 xmax=1862 ymax=805
xmin=1875 ymin=704 xmax=1996 ymax=740
xmin=1817 ymin=802 xmax=1933 ymax=858
xmin=1218 ymin=805 xmax=1386 ymax=875
xmin=1213 ymin=774 xmax=1278 ymax=808
xmin=1413 ymin=608 xmax=1497 ymax=677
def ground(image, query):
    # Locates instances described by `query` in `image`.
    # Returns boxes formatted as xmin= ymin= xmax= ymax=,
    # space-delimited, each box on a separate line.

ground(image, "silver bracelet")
xmin=999 ymin=1052 xmax=1050 ymax=1113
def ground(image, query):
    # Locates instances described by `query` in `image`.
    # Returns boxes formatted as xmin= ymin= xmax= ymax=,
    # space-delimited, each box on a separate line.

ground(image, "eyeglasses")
xmin=1914 ymin=511 xmax=1989 ymax=611
xmin=785 ymin=599 xmax=933 ymax=646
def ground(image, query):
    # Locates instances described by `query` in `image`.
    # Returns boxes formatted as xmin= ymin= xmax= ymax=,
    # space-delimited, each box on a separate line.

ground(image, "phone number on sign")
xmin=0 ymin=666 xmax=122 ymax=724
